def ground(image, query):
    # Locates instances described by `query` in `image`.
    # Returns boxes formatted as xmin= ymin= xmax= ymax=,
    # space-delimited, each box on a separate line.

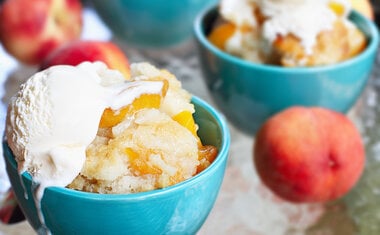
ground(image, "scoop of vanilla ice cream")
xmin=6 ymin=62 xmax=165 ymax=193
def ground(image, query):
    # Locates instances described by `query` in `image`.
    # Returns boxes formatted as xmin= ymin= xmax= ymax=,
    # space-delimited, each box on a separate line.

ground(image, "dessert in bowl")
xmin=89 ymin=0 xmax=218 ymax=48
xmin=3 ymin=62 xmax=230 ymax=234
xmin=194 ymin=0 xmax=379 ymax=134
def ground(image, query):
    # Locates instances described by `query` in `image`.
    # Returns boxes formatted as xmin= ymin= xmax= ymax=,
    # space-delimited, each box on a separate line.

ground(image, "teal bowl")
xmin=89 ymin=0 xmax=218 ymax=48
xmin=194 ymin=6 xmax=380 ymax=135
xmin=3 ymin=96 xmax=230 ymax=235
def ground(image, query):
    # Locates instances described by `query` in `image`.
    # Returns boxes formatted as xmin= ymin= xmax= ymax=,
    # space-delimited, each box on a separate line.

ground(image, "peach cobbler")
xmin=208 ymin=0 xmax=367 ymax=66
xmin=67 ymin=63 xmax=218 ymax=194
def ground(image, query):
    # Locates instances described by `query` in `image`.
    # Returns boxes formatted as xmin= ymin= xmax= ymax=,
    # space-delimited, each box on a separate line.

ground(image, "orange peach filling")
xmin=172 ymin=110 xmax=198 ymax=137
xmin=99 ymin=93 xmax=163 ymax=128
xmin=197 ymin=145 xmax=218 ymax=173
xmin=125 ymin=148 xmax=163 ymax=175
xmin=208 ymin=23 xmax=236 ymax=50
xmin=125 ymin=147 xmax=187 ymax=186
xmin=99 ymin=80 xmax=168 ymax=128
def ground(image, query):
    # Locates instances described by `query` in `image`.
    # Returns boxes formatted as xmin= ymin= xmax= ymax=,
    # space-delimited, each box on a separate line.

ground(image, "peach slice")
xmin=172 ymin=110 xmax=198 ymax=137
xmin=329 ymin=2 xmax=346 ymax=16
xmin=99 ymin=80 xmax=168 ymax=128
xmin=208 ymin=22 xmax=236 ymax=50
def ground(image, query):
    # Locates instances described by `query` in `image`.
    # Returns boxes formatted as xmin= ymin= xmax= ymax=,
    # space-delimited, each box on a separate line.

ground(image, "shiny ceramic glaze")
xmin=90 ymin=0 xmax=218 ymax=48
xmin=194 ymin=6 xmax=380 ymax=135
xmin=3 ymin=96 xmax=230 ymax=235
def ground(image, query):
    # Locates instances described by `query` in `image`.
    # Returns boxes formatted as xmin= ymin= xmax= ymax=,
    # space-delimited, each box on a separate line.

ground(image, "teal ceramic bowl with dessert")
xmin=3 ymin=96 xmax=230 ymax=235
xmin=194 ymin=1 xmax=379 ymax=135
xmin=3 ymin=61 xmax=230 ymax=235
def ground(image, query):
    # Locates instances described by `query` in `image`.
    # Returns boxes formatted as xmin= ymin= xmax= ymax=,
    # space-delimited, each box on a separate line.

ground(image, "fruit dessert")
xmin=208 ymin=0 xmax=367 ymax=67
xmin=6 ymin=62 xmax=217 ymax=196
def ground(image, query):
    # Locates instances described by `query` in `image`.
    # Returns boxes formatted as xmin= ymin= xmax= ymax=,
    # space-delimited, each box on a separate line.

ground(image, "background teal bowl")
xmin=3 ymin=96 xmax=230 ymax=235
xmin=194 ymin=6 xmax=380 ymax=135
xmin=90 ymin=0 xmax=218 ymax=48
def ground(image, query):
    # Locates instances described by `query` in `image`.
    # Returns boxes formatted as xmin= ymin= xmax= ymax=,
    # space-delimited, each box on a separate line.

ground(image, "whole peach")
xmin=0 ymin=0 xmax=82 ymax=65
xmin=254 ymin=106 xmax=365 ymax=203
xmin=40 ymin=40 xmax=130 ymax=79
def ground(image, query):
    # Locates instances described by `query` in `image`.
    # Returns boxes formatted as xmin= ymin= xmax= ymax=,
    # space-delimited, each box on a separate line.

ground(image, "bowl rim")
xmin=193 ymin=4 xmax=380 ymax=74
xmin=4 ymin=95 xmax=231 ymax=201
